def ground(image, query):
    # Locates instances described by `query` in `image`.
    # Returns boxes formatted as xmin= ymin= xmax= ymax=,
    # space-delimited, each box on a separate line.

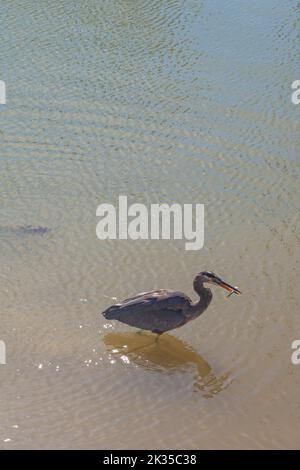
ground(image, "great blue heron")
xmin=102 ymin=271 xmax=241 ymax=335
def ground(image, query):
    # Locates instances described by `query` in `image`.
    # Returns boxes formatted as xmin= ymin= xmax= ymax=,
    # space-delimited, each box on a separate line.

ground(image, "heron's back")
xmin=102 ymin=289 xmax=192 ymax=333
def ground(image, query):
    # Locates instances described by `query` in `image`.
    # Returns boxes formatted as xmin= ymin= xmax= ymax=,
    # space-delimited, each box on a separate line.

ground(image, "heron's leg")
xmin=152 ymin=330 xmax=163 ymax=343
xmin=125 ymin=331 xmax=163 ymax=353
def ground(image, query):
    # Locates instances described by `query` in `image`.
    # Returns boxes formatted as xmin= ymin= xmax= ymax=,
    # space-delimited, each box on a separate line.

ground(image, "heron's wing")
xmin=102 ymin=290 xmax=192 ymax=332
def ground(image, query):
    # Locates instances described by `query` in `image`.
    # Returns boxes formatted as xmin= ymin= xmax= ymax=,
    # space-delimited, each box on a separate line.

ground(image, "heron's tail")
xmin=102 ymin=305 xmax=121 ymax=320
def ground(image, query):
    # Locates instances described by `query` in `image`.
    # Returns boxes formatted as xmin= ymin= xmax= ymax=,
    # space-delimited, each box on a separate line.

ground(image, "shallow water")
xmin=0 ymin=0 xmax=300 ymax=449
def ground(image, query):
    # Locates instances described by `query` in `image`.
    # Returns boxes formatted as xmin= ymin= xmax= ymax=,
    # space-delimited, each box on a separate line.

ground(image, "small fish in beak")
xmin=226 ymin=289 xmax=240 ymax=299
xmin=217 ymin=278 xmax=241 ymax=298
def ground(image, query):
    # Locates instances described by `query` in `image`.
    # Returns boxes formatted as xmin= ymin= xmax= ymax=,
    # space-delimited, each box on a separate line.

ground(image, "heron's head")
xmin=195 ymin=271 xmax=241 ymax=296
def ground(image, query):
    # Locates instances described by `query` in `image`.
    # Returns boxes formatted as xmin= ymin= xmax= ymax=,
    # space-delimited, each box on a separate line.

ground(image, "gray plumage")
xmin=102 ymin=271 xmax=241 ymax=334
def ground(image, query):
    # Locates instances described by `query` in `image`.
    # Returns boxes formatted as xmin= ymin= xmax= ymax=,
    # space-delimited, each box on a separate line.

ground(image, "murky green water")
xmin=0 ymin=0 xmax=300 ymax=449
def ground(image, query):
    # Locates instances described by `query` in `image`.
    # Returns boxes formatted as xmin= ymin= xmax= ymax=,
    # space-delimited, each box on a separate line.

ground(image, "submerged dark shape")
xmin=102 ymin=271 xmax=241 ymax=335
xmin=0 ymin=225 xmax=50 ymax=237
xmin=15 ymin=225 xmax=50 ymax=236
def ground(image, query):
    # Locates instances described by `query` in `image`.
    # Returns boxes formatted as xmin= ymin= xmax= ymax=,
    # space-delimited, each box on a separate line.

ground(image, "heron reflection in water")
xmin=103 ymin=271 xmax=241 ymax=337
xmin=104 ymin=332 xmax=231 ymax=397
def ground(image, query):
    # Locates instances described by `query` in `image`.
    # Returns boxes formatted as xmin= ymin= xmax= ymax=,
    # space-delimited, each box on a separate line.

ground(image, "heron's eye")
xmin=205 ymin=272 xmax=213 ymax=278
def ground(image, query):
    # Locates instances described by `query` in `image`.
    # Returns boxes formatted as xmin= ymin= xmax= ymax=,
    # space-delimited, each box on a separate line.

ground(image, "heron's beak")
xmin=216 ymin=278 xmax=241 ymax=296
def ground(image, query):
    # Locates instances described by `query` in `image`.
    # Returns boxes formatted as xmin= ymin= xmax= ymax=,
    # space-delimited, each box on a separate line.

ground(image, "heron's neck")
xmin=189 ymin=283 xmax=212 ymax=319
